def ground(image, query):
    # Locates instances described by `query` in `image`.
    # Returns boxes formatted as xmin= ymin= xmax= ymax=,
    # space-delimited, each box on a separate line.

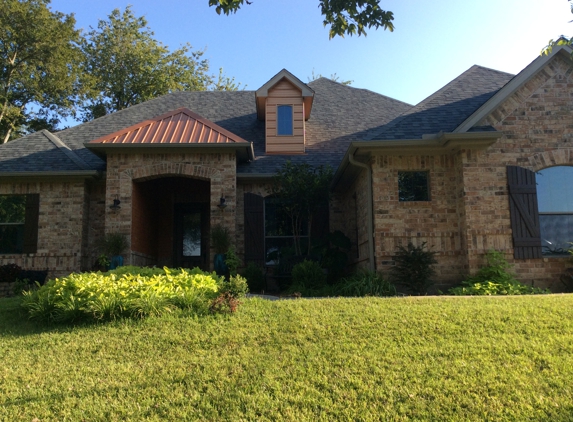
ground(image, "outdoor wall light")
xmin=217 ymin=196 xmax=227 ymax=210
xmin=109 ymin=198 xmax=121 ymax=211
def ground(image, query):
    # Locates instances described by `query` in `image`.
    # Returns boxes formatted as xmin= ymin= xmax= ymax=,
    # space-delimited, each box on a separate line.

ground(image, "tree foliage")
xmin=80 ymin=6 xmax=239 ymax=121
xmin=0 ymin=0 xmax=83 ymax=143
xmin=542 ymin=1 xmax=573 ymax=55
xmin=209 ymin=0 xmax=394 ymax=38
xmin=271 ymin=161 xmax=333 ymax=256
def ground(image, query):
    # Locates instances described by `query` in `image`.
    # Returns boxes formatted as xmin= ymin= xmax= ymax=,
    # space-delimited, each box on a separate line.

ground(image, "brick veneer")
xmin=366 ymin=53 xmax=573 ymax=289
xmin=104 ymin=152 xmax=237 ymax=269
xmin=0 ymin=179 xmax=94 ymax=278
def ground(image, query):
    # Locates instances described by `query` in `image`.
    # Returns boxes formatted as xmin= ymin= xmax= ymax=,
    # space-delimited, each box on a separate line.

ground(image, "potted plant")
xmin=101 ymin=233 xmax=129 ymax=270
xmin=210 ymin=224 xmax=230 ymax=276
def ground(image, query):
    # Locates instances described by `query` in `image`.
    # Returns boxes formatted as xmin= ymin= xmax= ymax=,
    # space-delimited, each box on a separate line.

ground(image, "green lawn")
xmin=1 ymin=295 xmax=573 ymax=421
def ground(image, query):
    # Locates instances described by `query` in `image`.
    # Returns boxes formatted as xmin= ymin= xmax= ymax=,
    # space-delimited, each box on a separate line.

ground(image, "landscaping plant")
xmin=391 ymin=242 xmax=437 ymax=295
xmin=242 ymin=262 xmax=265 ymax=292
xmin=289 ymin=259 xmax=327 ymax=295
xmin=20 ymin=266 xmax=239 ymax=323
xmin=337 ymin=270 xmax=396 ymax=297
xmin=449 ymin=250 xmax=550 ymax=295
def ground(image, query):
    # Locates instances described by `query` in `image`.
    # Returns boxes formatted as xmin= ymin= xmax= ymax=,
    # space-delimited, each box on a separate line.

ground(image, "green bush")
xmin=290 ymin=259 xmax=327 ymax=294
xmin=449 ymin=250 xmax=550 ymax=295
xmin=337 ymin=270 xmax=396 ymax=297
xmin=0 ymin=263 xmax=22 ymax=283
xmin=391 ymin=242 xmax=437 ymax=295
xmin=21 ymin=266 xmax=229 ymax=323
xmin=224 ymin=245 xmax=241 ymax=276
xmin=242 ymin=262 xmax=265 ymax=292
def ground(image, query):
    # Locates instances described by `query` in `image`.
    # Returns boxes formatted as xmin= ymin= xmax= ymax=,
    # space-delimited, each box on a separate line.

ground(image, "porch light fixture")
xmin=109 ymin=198 xmax=121 ymax=211
xmin=217 ymin=196 xmax=227 ymax=210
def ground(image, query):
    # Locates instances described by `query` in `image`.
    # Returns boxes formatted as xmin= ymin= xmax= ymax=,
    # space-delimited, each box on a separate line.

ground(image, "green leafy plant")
xmin=100 ymin=233 xmax=129 ymax=256
xmin=242 ymin=262 xmax=265 ymax=292
xmin=220 ymin=274 xmax=249 ymax=298
xmin=21 ymin=266 xmax=231 ymax=323
xmin=391 ymin=242 xmax=437 ymax=295
xmin=337 ymin=270 xmax=396 ymax=297
xmin=210 ymin=224 xmax=231 ymax=254
xmin=290 ymin=259 xmax=327 ymax=293
xmin=224 ymin=245 xmax=241 ymax=277
xmin=449 ymin=250 xmax=550 ymax=295
xmin=313 ymin=230 xmax=352 ymax=284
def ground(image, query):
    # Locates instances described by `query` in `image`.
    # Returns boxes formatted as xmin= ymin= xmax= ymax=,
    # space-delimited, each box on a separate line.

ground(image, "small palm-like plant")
xmin=391 ymin=242 xmax=437 ymax=295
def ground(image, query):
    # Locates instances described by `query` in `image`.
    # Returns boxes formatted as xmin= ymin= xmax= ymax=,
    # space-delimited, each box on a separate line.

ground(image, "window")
xmin=0 ymin=194 xmax=39 ymax=254
xmin=277 ymin=105 xmax=293 ymax=136
xmin=398 ymin=171 xmax=430 ymax=201
xmin=264 ymin=196 xmax=307 ymax=264
xmin=536 ymin=166 xmax=573 ymax=255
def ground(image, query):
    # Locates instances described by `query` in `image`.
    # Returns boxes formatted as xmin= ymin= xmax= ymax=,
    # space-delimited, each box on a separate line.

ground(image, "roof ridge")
xmin=41 ymin=130 xmax=91 ymax=170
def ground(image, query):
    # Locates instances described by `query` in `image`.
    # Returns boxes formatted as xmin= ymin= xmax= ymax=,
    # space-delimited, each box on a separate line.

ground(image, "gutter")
xmin=348 ymin=152 xmax=376 ymax=273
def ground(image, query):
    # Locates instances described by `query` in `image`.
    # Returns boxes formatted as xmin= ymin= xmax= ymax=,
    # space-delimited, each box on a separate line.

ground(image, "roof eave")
xmin=84 ymin=142 xmax=255 ymax=163
xmin=0 ymin=170 xmax=102 ymax=179
xmin=331 ymin=131 xmax=502 ymax=191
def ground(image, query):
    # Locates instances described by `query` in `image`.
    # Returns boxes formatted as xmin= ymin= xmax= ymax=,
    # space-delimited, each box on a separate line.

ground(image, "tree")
xmin=0 ymin=0 xmax=83 ymax=143
xmin=80 ymin=6 xmax=239 ymax=121
xmin=271 ymin=161 xmax=333 ymax=256
xmin=308 ymin=69 xmax=353 ymax=85
xmin=542 ymin=1 xmax=573 ymax=55
xmin=209 ymin=0 xmax=394 ymax=39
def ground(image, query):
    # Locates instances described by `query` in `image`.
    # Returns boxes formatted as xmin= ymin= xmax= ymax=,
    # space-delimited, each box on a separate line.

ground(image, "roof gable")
xmin=88 ymin=107 xmax=250 ymax=145
xmin=256 ymin=69 xmax=315 ymax=120
xmin=455 ymin=45 xmax=573 ymax=133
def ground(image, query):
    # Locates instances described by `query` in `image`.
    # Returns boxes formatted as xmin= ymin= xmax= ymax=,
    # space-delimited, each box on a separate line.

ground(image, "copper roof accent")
xmin=88 ymin=108 xmax=249 ymax=145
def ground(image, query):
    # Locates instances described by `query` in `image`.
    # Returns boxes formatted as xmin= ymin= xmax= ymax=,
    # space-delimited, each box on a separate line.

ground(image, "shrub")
xmin=449 ymin=250 xmax=550 ymax=295
xmin=220 ymin=274 xmax=249 ymax=298
xmin=391 ymin=242 xmax=437 ymax=295
xmin=559 ymin=248 xmax=573 ymax=293
xmin=224 ymin=245 xmax=241 ymax=277
xmin=100 ymin=233 xmax=128 ymax=256
xmin=21 ymin=266 xmax=229 ymax=323
xmin=0 ymin=263 xmax=22 ymax=283
xmin=289 ymin=259 xmax=327 ymax=295
xmin=210 ymin=224 xmax=231 ymax=254
xmin=337 ymin=271 xmax=396 ymax=297
xmin=242 ymin=262 xmax=265 ymax=292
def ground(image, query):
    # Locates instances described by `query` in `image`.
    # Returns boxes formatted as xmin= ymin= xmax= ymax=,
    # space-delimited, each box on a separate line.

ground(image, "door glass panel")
xmin=182 ymin=211 xmax=201 ymax=257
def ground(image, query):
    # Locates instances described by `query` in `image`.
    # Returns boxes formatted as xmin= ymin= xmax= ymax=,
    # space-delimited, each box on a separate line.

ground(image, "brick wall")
xmin=0 ymin=180 xmax=91 ymax=278
xmin=104 ymin=152 xmax=236 ymax=270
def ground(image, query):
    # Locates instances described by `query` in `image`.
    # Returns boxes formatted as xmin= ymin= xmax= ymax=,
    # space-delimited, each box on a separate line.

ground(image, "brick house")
xmin=1 ymin=46 xmax=572 ymax=289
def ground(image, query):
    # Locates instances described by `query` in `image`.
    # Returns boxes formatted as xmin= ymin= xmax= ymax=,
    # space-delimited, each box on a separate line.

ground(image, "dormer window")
xmin=277 ymin=105 xmax=293 ymax=136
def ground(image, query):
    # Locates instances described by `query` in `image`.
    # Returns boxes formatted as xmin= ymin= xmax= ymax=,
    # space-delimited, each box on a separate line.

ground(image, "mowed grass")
xmin=1 ymin=295 xmax=573 ymax=421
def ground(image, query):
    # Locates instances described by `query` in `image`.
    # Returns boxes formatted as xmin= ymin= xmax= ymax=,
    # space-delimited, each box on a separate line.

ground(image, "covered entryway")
xmin=131 ymin=176 xmax=210 ymax=269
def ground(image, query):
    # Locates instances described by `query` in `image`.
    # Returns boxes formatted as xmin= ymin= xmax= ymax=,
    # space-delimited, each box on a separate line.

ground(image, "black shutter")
xmin=507 ymin=166 xmax=541 ymax=259
xmin=23 ymin=194 xmax=40 ymax=254
xmin=244 ymin=193 xmax=265 ymax=265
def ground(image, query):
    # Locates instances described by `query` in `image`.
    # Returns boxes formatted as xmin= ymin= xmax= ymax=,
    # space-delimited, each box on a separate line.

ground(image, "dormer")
xmin=255 ymin=69 xmax=314 ymax=154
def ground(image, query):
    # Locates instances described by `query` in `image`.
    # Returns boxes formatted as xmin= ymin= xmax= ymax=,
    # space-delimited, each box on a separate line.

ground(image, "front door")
xmin=174 ymin=204 xmax=208 ymax=269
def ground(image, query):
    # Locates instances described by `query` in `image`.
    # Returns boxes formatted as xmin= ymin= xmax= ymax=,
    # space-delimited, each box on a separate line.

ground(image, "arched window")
xmin=536 ymin=166 xmax=573 ymax=255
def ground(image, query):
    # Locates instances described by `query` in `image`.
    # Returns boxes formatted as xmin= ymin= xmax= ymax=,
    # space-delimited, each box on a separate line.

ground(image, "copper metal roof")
xmin=88 ymin=107 xmax=249 ymax=145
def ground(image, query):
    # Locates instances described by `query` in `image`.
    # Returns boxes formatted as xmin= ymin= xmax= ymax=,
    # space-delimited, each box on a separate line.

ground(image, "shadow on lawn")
xmin=0 ymin=297 xmax=105 ymax=337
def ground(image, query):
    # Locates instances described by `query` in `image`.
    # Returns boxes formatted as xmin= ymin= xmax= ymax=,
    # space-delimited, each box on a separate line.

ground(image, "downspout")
xmin=348 ymin=152 xmax=376 ymax=272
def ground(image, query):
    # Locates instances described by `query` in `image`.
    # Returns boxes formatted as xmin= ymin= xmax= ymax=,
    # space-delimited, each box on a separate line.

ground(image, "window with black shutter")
xmin=507 ymin=166 xmax=542 ymax=259
xmin=0 ymin=194 xmax=39 ymax=254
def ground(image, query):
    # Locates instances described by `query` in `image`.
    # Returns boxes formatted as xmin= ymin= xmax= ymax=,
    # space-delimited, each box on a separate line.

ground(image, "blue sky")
xmin=51 ymin=0 xmax=571 ymax=107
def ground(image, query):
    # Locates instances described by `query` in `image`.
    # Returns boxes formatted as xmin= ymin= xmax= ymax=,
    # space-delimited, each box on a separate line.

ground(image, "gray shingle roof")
xmin=0 ymin=66 xmax=515 ymax=174
xmin=365 ymin=66 xmax=514 ymax=140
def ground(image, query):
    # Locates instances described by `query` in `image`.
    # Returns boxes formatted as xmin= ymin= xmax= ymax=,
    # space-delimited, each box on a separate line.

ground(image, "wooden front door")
xmin=174 ymin=204 xmax=208 ymax=269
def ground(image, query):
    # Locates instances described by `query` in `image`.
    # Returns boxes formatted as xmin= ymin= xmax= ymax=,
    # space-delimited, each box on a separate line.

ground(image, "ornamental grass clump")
xmin=21 ymin=266 xmax=233 ymax=323
xmin=449 ymin=250 xmax=550 ymax=295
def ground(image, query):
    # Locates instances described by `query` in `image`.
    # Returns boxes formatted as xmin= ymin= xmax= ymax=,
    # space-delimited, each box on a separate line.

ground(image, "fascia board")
xmin=0 ymin=170 xmax=102 ymax=180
